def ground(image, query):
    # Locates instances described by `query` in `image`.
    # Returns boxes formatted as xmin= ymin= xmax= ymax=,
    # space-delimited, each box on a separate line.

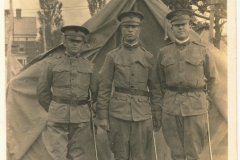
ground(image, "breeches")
xmin=162 ymin=112 xmax=208 ymax=160
xmin=42 ymin=121 xmax=95 ymax=160
xmin=108 ymin=116 xmax=153 ymax=160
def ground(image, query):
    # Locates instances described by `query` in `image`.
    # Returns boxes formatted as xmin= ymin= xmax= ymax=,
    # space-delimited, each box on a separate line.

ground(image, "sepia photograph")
xmin=4 ymin=0 xmax=234 ymax=159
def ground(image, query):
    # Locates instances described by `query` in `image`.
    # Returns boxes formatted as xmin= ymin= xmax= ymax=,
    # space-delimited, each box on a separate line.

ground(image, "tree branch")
xmin=192 ymin=12 xmax=209 ymax=20
xmin=192 ymin=12 xmax=226 ymax=21
xmin=219 ymin=21 xmax=227 ymax=27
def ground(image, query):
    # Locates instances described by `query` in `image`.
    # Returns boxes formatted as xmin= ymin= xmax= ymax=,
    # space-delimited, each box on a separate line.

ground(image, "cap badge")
xmin=175 ymin=11 xmax=183 ymax=17
xmin=129 ymin=13 xmax=134 ymax=19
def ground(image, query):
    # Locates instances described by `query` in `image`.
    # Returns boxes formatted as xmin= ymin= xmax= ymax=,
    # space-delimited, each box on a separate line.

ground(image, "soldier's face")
xmin=171 ymin=22 xmax=191 ymax=40
xmin=121 ymin=25 xmax=140 ymax=43
xmin=63 ymin=36 xmax=84 ymax=55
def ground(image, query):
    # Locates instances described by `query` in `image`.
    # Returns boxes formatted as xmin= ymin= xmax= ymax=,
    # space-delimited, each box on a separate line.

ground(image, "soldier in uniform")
xmin=37 ymin=25 xmax=98 ymax=160
xmin=96 ymin=11 xmax=162 ymax=160
xmin=157 ymin=9 xmax=219 ymax=160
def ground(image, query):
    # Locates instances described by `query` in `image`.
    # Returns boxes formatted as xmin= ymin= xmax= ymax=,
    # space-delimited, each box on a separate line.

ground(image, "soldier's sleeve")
xmin=96 ymin=53 xmax=115 ymax=120
xmin=204 ymin=48 xmax=219 ymax=99
xmin=36 ymin=62 xmax=53 ymax=112
xmin=156 ymin=49 xmax=168 ymax=94
xmin=90 ymin=63 xmax=99 ymax=104
xmin=148 ymin=54 xmax=163 ymax=113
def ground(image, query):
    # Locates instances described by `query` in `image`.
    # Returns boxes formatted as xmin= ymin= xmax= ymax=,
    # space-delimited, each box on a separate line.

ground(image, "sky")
xmin=4 ymin=0 xmax=93 ymax=25
xmin=4 ymin=0 xmax=226 ymax=35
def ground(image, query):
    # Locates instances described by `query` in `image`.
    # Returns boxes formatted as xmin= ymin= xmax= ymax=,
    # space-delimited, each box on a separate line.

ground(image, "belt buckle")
xmin=71 ymin=97 xmax=78 ymax=106
xmin=177 ymin=86 xmax=183 ymax=94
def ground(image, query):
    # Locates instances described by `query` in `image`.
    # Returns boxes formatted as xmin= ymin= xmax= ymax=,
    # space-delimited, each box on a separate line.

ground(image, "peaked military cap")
xmin=61 ymin=25 xmax=89 ymax=41
xmin=117 ymin=11 xmax=144 ymax=25
xmin=166 ymin=9 xmax=192 ymax=25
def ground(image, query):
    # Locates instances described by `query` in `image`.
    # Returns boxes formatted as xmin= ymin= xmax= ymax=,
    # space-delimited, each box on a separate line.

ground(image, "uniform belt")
xmin=168 ymin=86 xmax=204 ymax=94
xmin=115 ymin=87 xmax=149 ymax=96
xmin=52 ymin=96 xmax=88 ymax=106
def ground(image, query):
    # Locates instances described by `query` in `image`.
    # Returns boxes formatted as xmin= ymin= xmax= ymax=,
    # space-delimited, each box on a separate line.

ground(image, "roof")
xmin=13 ymin=17 xmax=37 ymax=36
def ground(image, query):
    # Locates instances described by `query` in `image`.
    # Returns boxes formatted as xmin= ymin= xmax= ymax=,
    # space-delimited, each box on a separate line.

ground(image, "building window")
xmin=18 ymin=44 xmax=25 ymax=53
xmin=19 ymin=47 xmax=24 ymax=52
xmin=16 ymin=58 xmax=27 ymax=66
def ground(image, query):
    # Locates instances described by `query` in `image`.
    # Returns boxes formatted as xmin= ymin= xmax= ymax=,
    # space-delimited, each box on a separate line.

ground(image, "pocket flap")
xmin=113 ymin=96 xmax=127 ymax=101
xmin=187 ymin=92 xmax=201 ymax=97
xmin=53 ymin=67 xmax=69 ymax=72
xmin=185 ymin=58 xmax=203 ymax=66
xmin=115 ymin=61 xmax=131 ymax=67
xmin=77 ymin=67 xmax=92 ymax=74
xmin=161 ymin=59 xmax=175 ymax=66
xmin=138 ymin=96 xmax=149 ymax=102
xmin=136 ymin=60 xmax=152 ymax=68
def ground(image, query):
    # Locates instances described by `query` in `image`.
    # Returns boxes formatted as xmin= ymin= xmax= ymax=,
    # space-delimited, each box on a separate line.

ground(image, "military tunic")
xmin=97 ymin=43 xmax=162 ymax=160
xmin=37 ymin=53 xmax=98 ymax=122
xmin=157 ymin=40 xmax=219 ymax=160
xmin=97 ymin=43 xmax=162 ymax=121
xmin=157 ymin=40 xmax=218 ymax=116
xmin=37 ymin=53 xmax=98 ymax=160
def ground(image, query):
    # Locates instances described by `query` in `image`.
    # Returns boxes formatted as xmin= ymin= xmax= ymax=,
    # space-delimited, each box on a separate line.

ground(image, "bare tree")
xmin=37 ymin=0 xmax=64 ymax=52
xmin=87 ymin=0 xmax=106 ymax=16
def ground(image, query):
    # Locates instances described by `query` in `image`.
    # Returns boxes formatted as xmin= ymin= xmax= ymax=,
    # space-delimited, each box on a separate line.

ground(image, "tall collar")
xmin=64 ymin=52 xmax=81 ymax=58
xmin=123 ymin=41 xmax=139 ymax=50
xmin=175 ymin=38 xmax=190 ymax=46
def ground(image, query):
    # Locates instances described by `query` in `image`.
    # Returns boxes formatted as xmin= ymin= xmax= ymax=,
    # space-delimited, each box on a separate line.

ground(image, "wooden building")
xmin=5 ymin=9 xmax=38 ymax=66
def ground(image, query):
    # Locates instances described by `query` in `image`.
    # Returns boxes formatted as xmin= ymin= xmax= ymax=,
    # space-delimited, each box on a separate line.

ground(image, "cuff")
xmin=97 ymin=109 xmax=109 ymax=120
xmin=153 ymin=110 xmax=162 ymax=121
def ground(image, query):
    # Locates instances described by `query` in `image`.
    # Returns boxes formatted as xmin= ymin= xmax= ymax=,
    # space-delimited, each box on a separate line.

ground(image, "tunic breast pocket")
xmin=77 ymin=67 xmax=92 ymax=90
xmin=52 ymin=67 xmax=70 ymax=87
xmin=136 ymin=61 xmax=151 ymax=83
xmin=185 ymin=58 xmax=204 ymax=81
xmin=114 ymin=62 xmax=130 ymax=83
xmin=161 ymin=59 xmax=176 ymax=82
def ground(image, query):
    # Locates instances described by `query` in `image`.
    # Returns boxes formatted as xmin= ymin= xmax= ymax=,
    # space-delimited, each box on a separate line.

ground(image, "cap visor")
xmin=65 ymin=36 xmax=84 ymax=41
xmin=172 ymin=20 xmax=189 ymax=25
xmin=121 ymin=22 xmax=140 ymax=26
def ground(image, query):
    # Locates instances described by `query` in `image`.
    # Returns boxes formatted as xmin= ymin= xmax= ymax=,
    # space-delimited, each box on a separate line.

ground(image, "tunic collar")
xmin=175 ymin=38 xmax=190 ymax=46
xmin=123 ymin=41 xmax=139 ymax=50
xmin=64 ymin=52 xmax=81 ymax=58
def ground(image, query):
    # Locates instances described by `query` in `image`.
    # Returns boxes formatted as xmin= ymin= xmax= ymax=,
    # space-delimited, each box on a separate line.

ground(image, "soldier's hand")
xmin=206 ymin=96 xmax=212 ymax=111
xmin=153 ymin=119 xmax=162 ymax=132
xmin=208 ymin=102 xmax=212 ymax=111
xmin=98 ymin=119 xmax=110 ymax=131
xmin=153 ymin=110 xmax=162 ymax=132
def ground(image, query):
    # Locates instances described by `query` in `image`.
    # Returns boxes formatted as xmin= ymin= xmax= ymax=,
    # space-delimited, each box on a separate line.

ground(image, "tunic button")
xmin=131 ymin=97 xmax=133 ymax=99
xmin=132 ymin=73 xmax=134 ymax=76
xmin=131 ymin=86 xmax=134 ymax=88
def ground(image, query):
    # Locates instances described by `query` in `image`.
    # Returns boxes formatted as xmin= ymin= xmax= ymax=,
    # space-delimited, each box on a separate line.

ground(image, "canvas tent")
xmin=200 ymin=29 xmax=227 ymax=54
xmin=7 ymin=0 xmax=227 ymax=159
